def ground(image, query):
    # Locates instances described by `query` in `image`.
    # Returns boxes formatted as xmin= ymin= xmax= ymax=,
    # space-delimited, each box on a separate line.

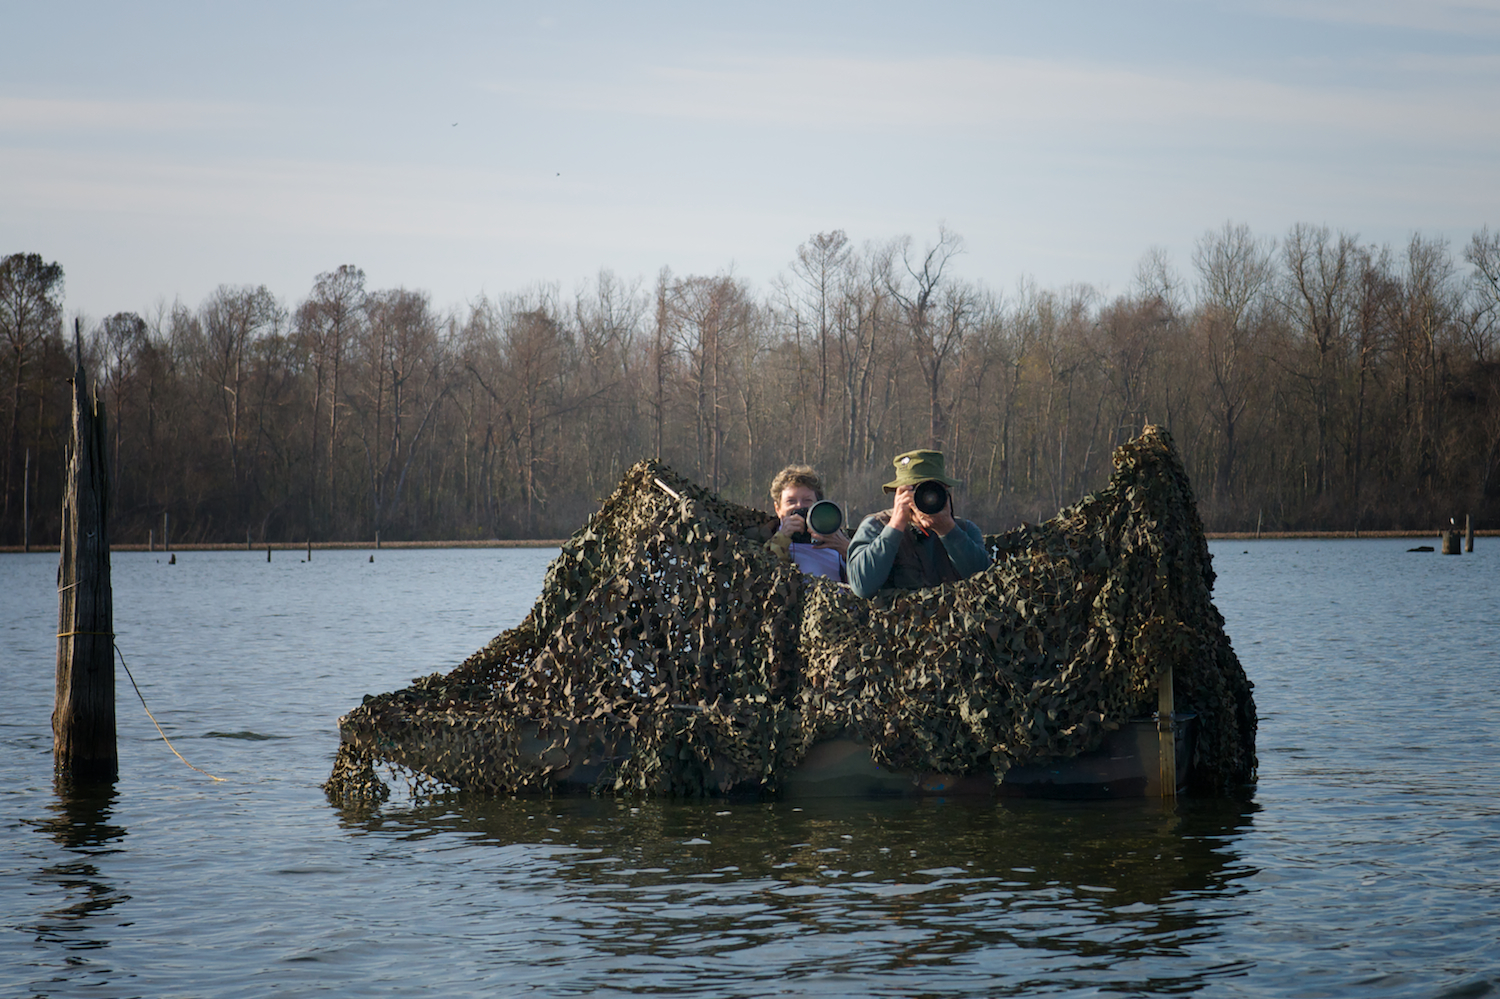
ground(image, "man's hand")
xmin=895 ymin=484 xmax=957 ymax=536
xmin=890 ymin=485 xmax=916 ymax=532
xmin=776 ymin=511 xmax=807 ymax=539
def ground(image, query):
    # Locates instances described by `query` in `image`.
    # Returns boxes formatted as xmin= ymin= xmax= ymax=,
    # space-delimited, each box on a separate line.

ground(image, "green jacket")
xmin=846 ymin=512 xmax=990 ymax=597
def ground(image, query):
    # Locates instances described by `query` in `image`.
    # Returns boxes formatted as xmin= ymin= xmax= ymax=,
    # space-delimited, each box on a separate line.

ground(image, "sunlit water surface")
xmin=2 ymin=541 xmax=1497 ymax=997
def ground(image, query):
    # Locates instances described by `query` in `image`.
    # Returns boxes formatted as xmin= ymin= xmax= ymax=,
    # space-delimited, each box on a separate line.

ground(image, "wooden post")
xmin=148 ymin=528 xmax=154 ymax=553
xmin=1157 ymin=664 xmax=1176 ymax=799
xmin=1466 ymin=515 xmax=1474 ymax=553
xmin=1441 ymin=530 xmax=1461 ymax=555
xmin=22 ymin=448 xmax=30 ymax=552
xmin=306 ymin=537 xmax=312 ymax=561
xmin=162 ymin=511 xmax=169 ymax=553
xmin=1255 ymin=510 xmax=1262 ymax=539
xmin=54 ymin=326 xmax=117 ymax=780
xmin=375 ymin=530 xmax=381 ymax=550
xmin=246 ymin=528 xmax=251 ymax=551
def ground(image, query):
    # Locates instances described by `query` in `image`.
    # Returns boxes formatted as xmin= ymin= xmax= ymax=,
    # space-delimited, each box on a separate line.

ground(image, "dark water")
xmin=2 ymin=541 xmax=1497 ymax=997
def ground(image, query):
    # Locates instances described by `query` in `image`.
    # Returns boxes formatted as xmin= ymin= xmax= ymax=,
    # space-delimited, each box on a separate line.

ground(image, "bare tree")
xmin=671 ymin=274 xmax=755 ymax=491
xmin=785 ymin=231 xmax=853 ymax=458
xmin=1462 ymin=226 xmax=1500 ymax=365
xmin=651 ymin=267 xmax=674 ymax=461
xmin=1092 ymin=291 xmax=1171 ymax=453
xmin=354 ymin=289 xmax=452 ymax=538
xmin=572 ymin=270 xmax=644 ymax=494
xmin=1192 ymin=222 xmax=1276 ymax=502
xmin=295 ymin=265 xmax=367 ymax=531
xmin=94 ymin=312 xmax=148 ymax=494
xmin=194 ymin=285 xmax=284 ymax=494
xmin=883 ymin=226 xmax=970 ymax=449
xmin=1392 ymin=233 xmax=1459 ymax=495
xmin=501 ymin=300 xmax=569 ymax=531
xmin=1 ymin=253 xmax=65 ymax=521
xmin=1344 ymin=245 xmax=1396 ymax=509
xmin=1280 ymin=224 xmax=1357 ymax=497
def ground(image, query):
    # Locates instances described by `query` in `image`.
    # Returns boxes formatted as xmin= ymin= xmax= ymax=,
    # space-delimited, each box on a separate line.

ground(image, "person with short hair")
xmin=846 ymin=449 xmax=989 ymax=597
xmin=767 ymin=464 xmax=849 ymax=580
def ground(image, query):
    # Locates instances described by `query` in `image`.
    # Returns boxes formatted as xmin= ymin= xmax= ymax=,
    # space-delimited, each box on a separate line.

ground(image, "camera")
xmin=912 ymin=480 xmax=949 ymax=515
xmin=788 ymin=500 xmax=844 ymax=544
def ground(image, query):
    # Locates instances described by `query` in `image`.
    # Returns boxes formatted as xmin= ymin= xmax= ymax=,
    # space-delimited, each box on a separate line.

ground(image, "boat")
xmin=329 ymin=427 xmax=1255 ymax=802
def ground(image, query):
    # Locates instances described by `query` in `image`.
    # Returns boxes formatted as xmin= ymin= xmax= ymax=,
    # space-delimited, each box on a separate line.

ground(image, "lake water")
xmin=2 ymin=540 xmax=1497 ymax=997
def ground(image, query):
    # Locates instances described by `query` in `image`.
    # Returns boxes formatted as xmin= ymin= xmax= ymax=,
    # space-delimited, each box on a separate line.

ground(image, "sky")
xmin=4 ymin=0 xmax=1498 ymax=323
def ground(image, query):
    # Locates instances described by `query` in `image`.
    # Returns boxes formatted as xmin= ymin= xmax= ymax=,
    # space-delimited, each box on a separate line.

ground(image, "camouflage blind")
xmin=327 ymin=426 xmax=1256 ymax=801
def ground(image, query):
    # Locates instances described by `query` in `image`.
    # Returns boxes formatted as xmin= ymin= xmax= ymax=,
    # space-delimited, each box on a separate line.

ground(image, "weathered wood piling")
xmin=22 ymin=449 xmax=30 ymax=552
xmin=54 ymin=328 xmax=116 ymax=780
xmin=1157 ymin=664 xmax=1176 ymax=800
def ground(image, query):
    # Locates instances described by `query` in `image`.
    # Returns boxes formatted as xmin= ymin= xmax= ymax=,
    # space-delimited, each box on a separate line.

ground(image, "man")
xmin=767 ymin=464 xmax=849 ymax=580
xmin=847 ymin=449 xmax=989 ymax=597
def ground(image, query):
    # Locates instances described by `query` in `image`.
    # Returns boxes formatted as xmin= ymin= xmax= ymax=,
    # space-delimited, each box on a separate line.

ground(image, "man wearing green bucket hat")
xmin=847 ymin=448 xmax=990 ymax=597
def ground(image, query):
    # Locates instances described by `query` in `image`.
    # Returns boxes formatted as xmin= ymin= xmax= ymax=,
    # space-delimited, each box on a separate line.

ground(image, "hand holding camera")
xmin=891 ymin=481 xmax=956 ymax=535
xmin=781 ymin=500 xmax=848 ymax=556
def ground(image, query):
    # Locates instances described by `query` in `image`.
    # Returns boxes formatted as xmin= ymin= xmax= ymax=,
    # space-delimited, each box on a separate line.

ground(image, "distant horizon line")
xmin=2 ymin=529 xmax=1494 ymax=555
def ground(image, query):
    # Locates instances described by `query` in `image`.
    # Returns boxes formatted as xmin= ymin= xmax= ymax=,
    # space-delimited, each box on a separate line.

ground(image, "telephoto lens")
xmin=806 ymin=500 xmax=843 ymax=536
xmin=913 ymin=480 xmax=948 ymax=515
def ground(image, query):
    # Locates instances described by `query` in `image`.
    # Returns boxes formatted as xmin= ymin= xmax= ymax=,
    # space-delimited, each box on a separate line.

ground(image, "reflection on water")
xmin=322 ymin=791 xmax=1260 ymax=994
xmin=30 ymin=776 xmax=129 ymax=954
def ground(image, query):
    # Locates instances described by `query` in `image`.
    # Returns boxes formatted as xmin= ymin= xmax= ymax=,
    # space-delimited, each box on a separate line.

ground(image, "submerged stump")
xmin=54 ymin=332 xmax=116 ymax=780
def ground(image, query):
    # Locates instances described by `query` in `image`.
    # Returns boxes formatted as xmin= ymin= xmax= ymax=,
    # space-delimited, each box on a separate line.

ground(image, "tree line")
xmin=3 ymin=221 xmax=1498 ymax=547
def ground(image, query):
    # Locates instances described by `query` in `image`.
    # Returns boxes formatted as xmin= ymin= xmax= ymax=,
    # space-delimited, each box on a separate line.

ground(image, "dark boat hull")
xmin=780 ymin=714 xmax=1196 ymax=799
xmin=338 ymin=711 xmax=1196 ymax=799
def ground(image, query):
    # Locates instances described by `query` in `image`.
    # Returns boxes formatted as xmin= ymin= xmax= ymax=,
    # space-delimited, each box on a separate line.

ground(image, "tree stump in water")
xmin=54 ymin=331 xmax=116 ymax=780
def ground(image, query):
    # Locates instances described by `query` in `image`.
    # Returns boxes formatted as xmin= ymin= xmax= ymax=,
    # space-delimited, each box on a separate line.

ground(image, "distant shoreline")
xmin=0 ymin=539 xmax=568 ymax=553
xmin=1205 ymin=529 xmax=1494 ymax=540
xmin=2 ymin=530 xmax=1492 ymax=554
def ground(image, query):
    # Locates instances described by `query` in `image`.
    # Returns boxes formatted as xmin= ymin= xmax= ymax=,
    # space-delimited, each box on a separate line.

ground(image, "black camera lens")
xmin=913 ymin=480 xmax=948 ymax=515
xmin=806 ymin=500 xmax=843 ymax=536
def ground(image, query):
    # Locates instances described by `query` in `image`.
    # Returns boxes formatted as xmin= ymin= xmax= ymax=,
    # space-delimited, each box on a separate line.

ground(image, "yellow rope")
xmin=115 ymin=643 xmax=226 ymax=782
xmin=57 ymin=629 xmax=227 ymax=782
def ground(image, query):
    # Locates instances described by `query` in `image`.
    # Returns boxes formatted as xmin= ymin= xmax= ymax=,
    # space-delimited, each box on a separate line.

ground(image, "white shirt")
xmin=789 ymin=542 xmax=843 ymax=580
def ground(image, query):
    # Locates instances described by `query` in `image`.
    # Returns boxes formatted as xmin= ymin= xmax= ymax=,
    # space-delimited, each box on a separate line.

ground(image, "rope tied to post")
xmin=56 ymin=629 xmax=226 ymax=782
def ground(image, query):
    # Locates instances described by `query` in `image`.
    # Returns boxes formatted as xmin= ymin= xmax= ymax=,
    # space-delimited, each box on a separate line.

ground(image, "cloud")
xmin=0 ymin=95 xmax=263 ymax=133
xmin=2 ymin=146 xmax=542 ymax=238
xmin=508 ymin=52 xmax=1500 ymax=148
xmin=1241 ymin=0 xmax=1500 ymax=35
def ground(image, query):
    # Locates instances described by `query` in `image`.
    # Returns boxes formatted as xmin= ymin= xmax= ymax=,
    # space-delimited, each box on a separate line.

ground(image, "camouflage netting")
xmin=327 ymin=426 xmax=1256 ymax=800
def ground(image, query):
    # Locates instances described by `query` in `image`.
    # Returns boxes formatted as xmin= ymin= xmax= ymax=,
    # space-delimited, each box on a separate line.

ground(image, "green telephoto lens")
xmin=806 ymin=500 xmax=843 ymax=535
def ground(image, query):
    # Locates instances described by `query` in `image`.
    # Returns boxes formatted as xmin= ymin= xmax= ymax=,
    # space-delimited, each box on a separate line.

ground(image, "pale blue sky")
xmin=4 ymin=0 xmax=1498 ymax=321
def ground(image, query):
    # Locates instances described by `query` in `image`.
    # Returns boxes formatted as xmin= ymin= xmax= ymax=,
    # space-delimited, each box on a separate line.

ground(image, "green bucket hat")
xmin=883 ymin=449 xmax=961 ymax=492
